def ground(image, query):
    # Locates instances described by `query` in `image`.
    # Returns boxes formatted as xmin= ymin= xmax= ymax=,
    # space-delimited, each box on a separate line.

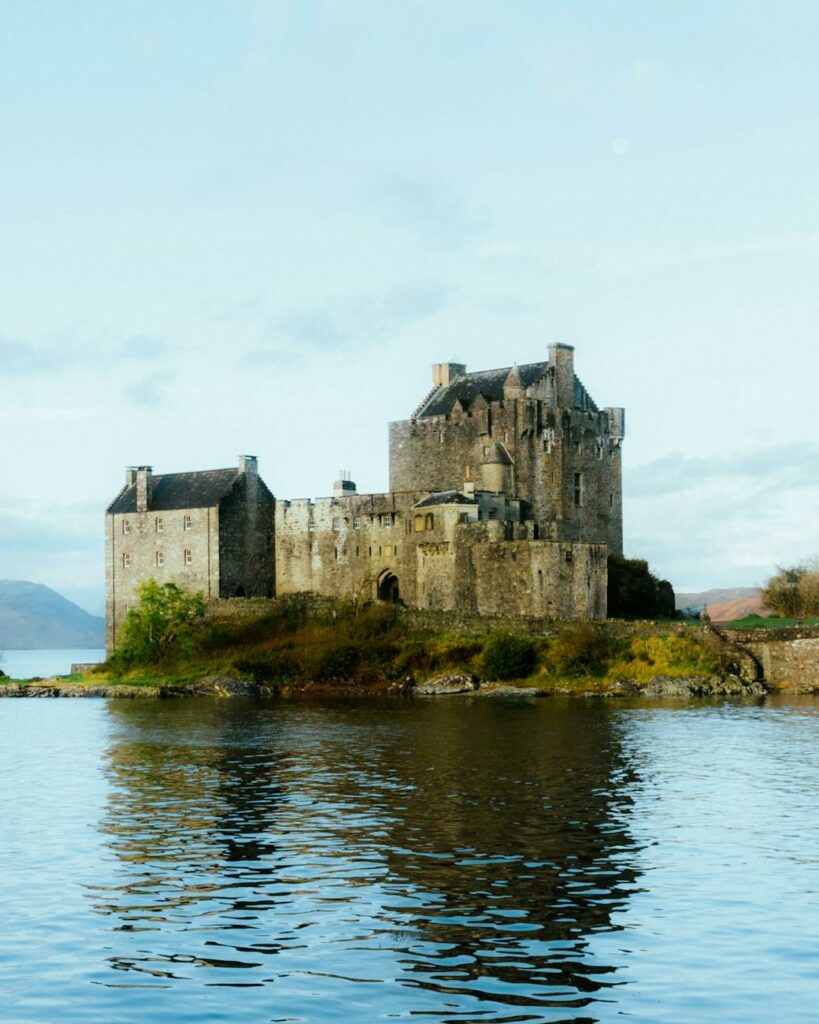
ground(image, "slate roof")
xmin=415 ymin=361 xmax=597 ymax=417
xmin=107 ymin=469 xmax=240 ymax=514
xmin=413 ymin=491 xmax=478 ymax=508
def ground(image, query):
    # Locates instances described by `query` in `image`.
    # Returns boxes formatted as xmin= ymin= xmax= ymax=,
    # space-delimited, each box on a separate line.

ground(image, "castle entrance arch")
xmin=377 ymin=570 xmax=400 ymax=603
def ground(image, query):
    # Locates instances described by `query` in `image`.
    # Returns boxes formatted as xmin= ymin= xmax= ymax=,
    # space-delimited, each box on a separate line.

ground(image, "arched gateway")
xmin=377 ymin=570 xmax=400 ymax=603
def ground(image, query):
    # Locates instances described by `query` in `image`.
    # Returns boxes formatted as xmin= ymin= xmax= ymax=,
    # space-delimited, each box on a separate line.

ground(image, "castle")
xmin=105 ymin=344 xmax=624 ymax=650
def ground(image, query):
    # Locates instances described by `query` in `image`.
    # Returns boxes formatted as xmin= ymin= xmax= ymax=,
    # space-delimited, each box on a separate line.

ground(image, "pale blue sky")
xmin=1 ymin=0 xmax=818 ymax=613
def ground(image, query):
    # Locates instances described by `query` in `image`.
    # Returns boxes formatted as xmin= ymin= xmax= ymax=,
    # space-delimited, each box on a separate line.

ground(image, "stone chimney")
xmin=605 ymin=407 xmax=625 ymax=444
xmin=432 ymin=362 xmax=467 ymax=387
xmin=135 ymin=466 xmax=152 ymax=512
xmin=548 ymin=343 xmax=575 ymax=408
xmin=125 ymin=467 xmax=137 ymax=487
xmin=334 ymin=470 xmax=357 ymax=499
xmin=239 ymin=455 xmax=258 ymax=476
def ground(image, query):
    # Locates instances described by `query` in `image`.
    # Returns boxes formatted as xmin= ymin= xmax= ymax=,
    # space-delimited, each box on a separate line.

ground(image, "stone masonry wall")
xmin=105 ymin=505 xmax=221 ymax=651
xmin=389 ymin=398 xmax=622 ymax=555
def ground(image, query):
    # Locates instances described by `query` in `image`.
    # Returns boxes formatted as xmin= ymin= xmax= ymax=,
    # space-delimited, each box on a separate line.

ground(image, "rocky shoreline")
xmin=0 ymin=672 xmax=771 ymax=699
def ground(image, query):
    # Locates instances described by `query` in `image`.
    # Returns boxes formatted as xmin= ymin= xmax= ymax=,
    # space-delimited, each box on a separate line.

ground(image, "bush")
xmin=762 ymin=562 xmax=819 ymax=618
xmin=234 ymin=649 xmax=302 ymax=683
xmin=480 ymin=632 xmax=538 ymax=680
xmin=545 ymin=622 xmax=614 ymax=677
xmin=316 ymin=642 xmax=364 ymax=682
xmin=112 ymin=580 xmax=205 ymax=668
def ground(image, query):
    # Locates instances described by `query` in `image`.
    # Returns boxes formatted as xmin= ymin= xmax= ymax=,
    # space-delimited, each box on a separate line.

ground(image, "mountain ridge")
xmin=0 ymin=580 xmax=105 ymax=650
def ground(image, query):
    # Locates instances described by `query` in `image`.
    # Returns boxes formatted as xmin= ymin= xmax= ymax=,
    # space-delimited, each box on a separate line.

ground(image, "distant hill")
xmin=675 ymin=587 xmax=767 ymax=622
xmin=0 ymin=581 xmax=105 ymax=650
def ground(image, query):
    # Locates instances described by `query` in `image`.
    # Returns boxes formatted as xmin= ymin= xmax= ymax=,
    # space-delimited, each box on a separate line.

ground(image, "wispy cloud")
xmin=119 ymin=333 xmax=170 ymax=360
xmin=375 ymin=174 xmax=487 ymax=247
xmin=627 ymin=443 xmax=819 ymax=498
xmin=123 ymin=371 xmax=172 ymax=408
xmin=0 ymin=337 xmax=66 ymax=375
xmin=245 ymin=280 xmax=455 ymax=367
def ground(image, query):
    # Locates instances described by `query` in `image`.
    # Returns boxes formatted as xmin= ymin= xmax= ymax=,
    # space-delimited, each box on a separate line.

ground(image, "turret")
xmin=481 ymin=443 xmax=513 ymax=493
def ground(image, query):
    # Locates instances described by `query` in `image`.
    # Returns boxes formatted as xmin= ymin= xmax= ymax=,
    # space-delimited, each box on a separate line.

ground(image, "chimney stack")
xmin=548 ymin=343 xmax=575 ymax=408
xmin=239 ymin=455 xmax=258 ymax=476
xmin=432 ymin=362 xmax=467 ymax=387
xmin=135 ymin=466 xmax=153 ymax=512
xmin=334 ymin=470 xmax=357 ymax=499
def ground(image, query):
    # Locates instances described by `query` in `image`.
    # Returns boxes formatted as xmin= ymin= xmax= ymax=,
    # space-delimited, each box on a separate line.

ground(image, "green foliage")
xmin=726 ymin=613 xmax=819 ymax=629
xmin=608 ymin=556 xmax=676 ymax=619
xmin=762 ymin=563 xmax=819 ymax=618
xmin=480 ymin=632 xmax=538 ymax=680
xmin=316 ymin=642 xmax=364 ymax=681
xmin=112 ymin=580 xmax=205 ymax=668
xmin=234 ymin=649 xmax=302 ymax=683
xmin=545 ymin=622 xmax=615 ymax=677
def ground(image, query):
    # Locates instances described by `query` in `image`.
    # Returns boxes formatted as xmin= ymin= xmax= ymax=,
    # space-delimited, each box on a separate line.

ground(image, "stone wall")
xmin=218 ymin=473 xmax=275 ymax=598
xmin=389 ymin=399 xmax=622 ymax=555
xmin=725 ymin=627 xmax=819 ymax=690
xmin=105 ymin=505 xmax=221 ymax=650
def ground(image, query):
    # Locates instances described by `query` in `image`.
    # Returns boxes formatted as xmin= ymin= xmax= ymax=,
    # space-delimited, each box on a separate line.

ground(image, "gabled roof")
xmin=414 ymin=360 xmax=597 ymax=417
xmin=107 ymin=469 xmax=240 ymax=514
xmin=413 ymin=490 xmax=478 ymax=508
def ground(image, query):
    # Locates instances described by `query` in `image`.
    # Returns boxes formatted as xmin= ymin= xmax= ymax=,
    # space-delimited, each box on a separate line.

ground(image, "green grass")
xmin=724 ymin=614 xmax=819 ymax=629
xmin=97 ymin=598 xmax=726 ymax=692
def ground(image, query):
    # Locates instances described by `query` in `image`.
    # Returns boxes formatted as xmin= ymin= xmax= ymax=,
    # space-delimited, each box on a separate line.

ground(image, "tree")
xmin=113 ymin=580 xmax=205 ymax=667
xmin=607 ymin=556 xmax=676 ymax=619
xmin=762 ymin=562 xmax=819 ymax=618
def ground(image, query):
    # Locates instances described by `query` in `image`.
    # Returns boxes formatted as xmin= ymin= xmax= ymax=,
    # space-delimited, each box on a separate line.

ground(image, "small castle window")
xmin=121 ymin=552 xmax=131 ymax=568
xmin=574 ymin=473 xmax=584 ymax=507
xmin=425 ymin=513 xmax=434 ymax=531
xmin=183 ymin=514 xmax=192 ymax=531
xmin=610 ymin=493 xmax=614 ymax=509
xmin=184 ymin=549 xmax=192 ymax=565
xmin=565 ymin=549 xmax=573 ymax=564
xmin=156 ymin=551 xmax=164 ymax=567
xmin=155 ymin=517 xmax=164 ymax=533
xmin=465 ymin=464 xmax=472 ymax=481
xmin=414 ymin=514 xmax=424 ymax=533
xmin=308 ymin=517 xmax=315 ymax=531
xmin=332 ymin=517 xmax=340 ymax=532
xmin=458 ymin=513 xmax=469 ymax=524
xmin=488 ymin=509 xmax=497 ymax=520
xmin=383 ymin=514 xmax=393 ymax=529
xmin=122 ymin=520 xmax=130 ymax=535
xmin=354 ymin=516 xmax=361 ymax=530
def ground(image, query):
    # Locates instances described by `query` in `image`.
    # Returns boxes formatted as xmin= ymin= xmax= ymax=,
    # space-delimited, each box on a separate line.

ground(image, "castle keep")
xmin=106 ymin=345 xmax=624 ymax=649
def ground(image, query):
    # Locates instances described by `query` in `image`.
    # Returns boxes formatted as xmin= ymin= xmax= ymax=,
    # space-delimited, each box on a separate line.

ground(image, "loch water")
xmin=1 ymin=695 xmax=818 ymax=1023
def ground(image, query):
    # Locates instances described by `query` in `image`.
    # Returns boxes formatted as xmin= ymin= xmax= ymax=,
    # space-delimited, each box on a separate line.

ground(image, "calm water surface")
xmin=0 ymin=648 xmax=105 ymax=679
xmin=1 ymin=695 xmax=818 ymax=1023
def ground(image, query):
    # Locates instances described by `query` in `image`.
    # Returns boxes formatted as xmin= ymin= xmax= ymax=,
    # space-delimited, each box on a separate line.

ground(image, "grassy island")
xmin=2 ymin=587 xmax=761 ymax=698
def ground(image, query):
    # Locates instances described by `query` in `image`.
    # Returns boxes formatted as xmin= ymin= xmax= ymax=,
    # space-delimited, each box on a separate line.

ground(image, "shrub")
xmin=234 ymin=650 xmax=302 ymax=683
xmin=762 ymin=562 xmax=819 ymax=618
xmin=545 ymin=622 xmax=614 ymax=677
xmin=480 ymin=632 xmax=538 ymax=680
xmin=316 ymin=642 xmax=364 ymax=682
xmin=112 ymin=580 xmax=205 ymax=668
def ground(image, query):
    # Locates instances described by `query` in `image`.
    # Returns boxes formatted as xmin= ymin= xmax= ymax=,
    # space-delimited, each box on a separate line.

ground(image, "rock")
xmin=413 ymin=673 xmax=478 ymax=696
xmin=642 ymin=675 xmax=768 ymax=697
xmin=475 ymin=683 xmax=546 ymax=698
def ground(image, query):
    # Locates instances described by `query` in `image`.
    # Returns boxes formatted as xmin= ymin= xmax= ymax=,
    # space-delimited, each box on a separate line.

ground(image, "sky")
xmin=2 ymin=0 xmax=818 ymax=615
